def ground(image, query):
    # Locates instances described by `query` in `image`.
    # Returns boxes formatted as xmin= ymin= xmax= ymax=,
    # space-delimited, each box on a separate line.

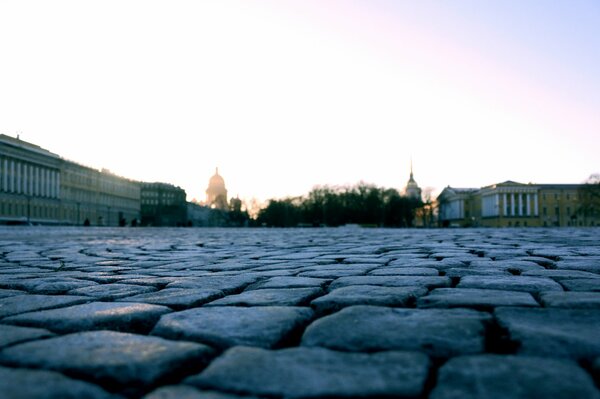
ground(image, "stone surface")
xmin=418 ymin=288 xmax=539 ymax=310
xmin=2 ymin=227 xmax=600 ymax=398
xmin=431 ymin=355 xmax=600 ymax=399
xmin=0 ymin=294 xmax=90 ymax=318
xmin=152 ymin=306 xmax=313 ymax=348
xmin=187 ymin=346 xmax=430 ymax=399
xmin=206 ymin=287 xmax=322 ymax=306
xmin=560 ymin=278 xmax=600 ymax=292
xmin=69 ymin=283 xmax=157 ymax=300
xmin=0 ymin=366 xmax=119 ymax=399
xmin=3 ymin=302 xmax=171 ymax=333
xmin=0 ymin=324 xmax=54 ymax=348
xmin=143 ymin=386 xmax=257 ymax=399
xmin=117 ymin=288 xmax=223 ymax=309
xmin=311 ymin=285 xmax=427 ymax=314
xmin=495 ymin=307 xmax=600 ymax=359
xmin=302 ymin=305 xmax=490 ymax=357
xmin=457 ymin=275 xmax=563 ymax=293
xmin=0 ymin=331 xmax=214 ymax=391
xmin=328 ymin=275 xmax=451 ymax=290
xmin=540 ymin=291 xmax=600 ymax=308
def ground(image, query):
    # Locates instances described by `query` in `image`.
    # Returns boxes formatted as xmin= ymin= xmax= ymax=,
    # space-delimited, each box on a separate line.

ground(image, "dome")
xmin=206 ymin=167 xmax=228 ymax=209
xmin=209 ymin=170 xmax=225 ymax=188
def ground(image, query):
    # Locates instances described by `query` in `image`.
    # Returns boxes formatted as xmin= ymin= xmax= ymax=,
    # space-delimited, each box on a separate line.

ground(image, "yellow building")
xmin=438 ymin=180 xmax=599 ymax=227
xmin=0 ymin=134 xmax=140 ymax=226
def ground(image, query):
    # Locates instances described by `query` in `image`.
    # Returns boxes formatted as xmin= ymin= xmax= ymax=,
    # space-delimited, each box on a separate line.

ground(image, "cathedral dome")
xmin=206 ymin=167 xmax=228 ymax=209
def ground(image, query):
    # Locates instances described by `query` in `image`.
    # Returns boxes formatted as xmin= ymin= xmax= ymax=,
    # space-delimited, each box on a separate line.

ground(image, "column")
xmin=44 ymin=169 xmax=50 ymax=197
xmin=534 ymin=193 xmax=539 ymax=216
xmin=503 ymin=193 xmax=507 ymax=216
xmin=16 ymin=162 xmax=21 ymax=193
xmin=23 ymin=164 xmax=28 ymax=195
xmin=29 ymin=165 xmax=34 ymax=195
xmin=10 ymin=160 xmax=15 ymax=192
xmin=34 ymin=167 xmax=39 ymax=196
xmin=495 ymin=194 xmax=500 ymax=216
xmin=50 ymin=171 xmax=56 ymax=198
xmin=2 ymin=159 xmax=6 ymax=191
xmin=510 ymin=193 xmax=515 ymax=216
xmin=518 ymin=192 xmax=523 ymax=216
xmin=56 ymin=172 xmax=61 ymax=199
xmin=526 ymin=194 xmax=531 ymax=216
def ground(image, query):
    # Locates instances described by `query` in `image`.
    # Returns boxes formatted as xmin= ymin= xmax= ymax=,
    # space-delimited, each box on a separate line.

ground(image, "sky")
xmin=1 ymin=0 xmax=599 ymax=205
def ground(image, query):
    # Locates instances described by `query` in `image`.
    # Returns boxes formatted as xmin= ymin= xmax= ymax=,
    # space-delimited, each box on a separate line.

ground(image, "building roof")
xmin=0 ymin=134 xmax=60 ymax=159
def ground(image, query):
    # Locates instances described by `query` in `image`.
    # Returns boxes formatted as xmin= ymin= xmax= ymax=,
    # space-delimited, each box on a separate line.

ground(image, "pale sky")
xmin=1 ymin=1 xmax=599 ymax=204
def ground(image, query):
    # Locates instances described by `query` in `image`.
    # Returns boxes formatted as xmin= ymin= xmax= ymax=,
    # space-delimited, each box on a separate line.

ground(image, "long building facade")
xmin=0 ymin=134 xmax=140 ymax=226
xmin=438 ymin=180 xmax=599 ymax=227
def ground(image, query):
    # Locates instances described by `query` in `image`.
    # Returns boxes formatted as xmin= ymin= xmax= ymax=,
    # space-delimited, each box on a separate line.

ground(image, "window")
xmin=543 ymin=207 xmax=547 ymax=216
xmin=555 ymin=207 xmax=559 ymax=215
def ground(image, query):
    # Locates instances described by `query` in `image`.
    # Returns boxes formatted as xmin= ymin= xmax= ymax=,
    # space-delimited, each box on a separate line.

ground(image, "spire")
xmin=410 ymin=158 xmax=413 ymax=180
xmin=215 ymin=167 xmax=219 ymax=175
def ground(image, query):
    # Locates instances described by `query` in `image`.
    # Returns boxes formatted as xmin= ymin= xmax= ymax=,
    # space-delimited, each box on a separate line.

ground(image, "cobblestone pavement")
xmin=1 ymin=227 xmax=599 ymax=399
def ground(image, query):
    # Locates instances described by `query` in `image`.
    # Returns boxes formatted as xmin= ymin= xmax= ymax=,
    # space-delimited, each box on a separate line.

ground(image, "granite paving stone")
xmin=302 ymin=305 xmax=491 ymax=357
xmin=0 ymin=366 xmax=120 ymax=399
xmin=187 ymin=346 xmax=430 ymax=398
xmin=143 ymin=386 xmax=258 ymax=399
xmin=247 ymin=276 xmax=329 ymax=289
xmin=0 ymin=294 xmax=90 ymax=318
xmin=0 ymin=331 xmax=214 ymax=392
xmin=367 ymin=267 xmax=439 ymax=276
xmin=418 ymin=288 xmax=539 ymax=310
xmin=560 ymin=278 xmax=600 ymax=292
xmin=430 ymin=355 xmax=600 ymax=399
xmin=311 ymin=285 xmax=427 ymax=314
xmin=540 ymin=291 xmax=600 ymax=308
xmin=152 ymin=306 xmax=313 ymax=349
xmin=3 ymin=302 xmax=171 ymax=333
xmin=205 ymin=287 xmax=323 ymax=307
xmin=2 ymin=227 xmax=600 ymax=398
xmin=328 ymin=275 xmax=451 ymax=290
xmin=68 ymin=284 xmax=157 ymax=300
xmin=117 ymin=288 xmax=224 ymax=309
xmin=457 ymin=275 xmax=563 ymax=293
xmin=0 ymin=324 xmax=55 ymax=348
xmin=495 ymin=307 xmax=600 ymax=359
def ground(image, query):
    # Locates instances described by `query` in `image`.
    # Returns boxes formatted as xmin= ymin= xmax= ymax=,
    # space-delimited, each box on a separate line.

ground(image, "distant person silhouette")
xmin=83 ymin=218 xmax=90 ymax=227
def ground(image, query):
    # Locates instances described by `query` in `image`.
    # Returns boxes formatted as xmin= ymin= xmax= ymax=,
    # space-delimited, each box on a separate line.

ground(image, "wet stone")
xmin=0 ymin=294 xmax=90 ymax=318
xmin=540 ymin=291 xmax=600 ymax=308
xmin=445 ymin=268 xmax=511 ymax=278
xmin=69 ymin=283 xmax=157 ymax=300
xmin=0 ymin=365 xmax=119 ymax=399
xmin=457 ymin=276 xmax=563 ymax=293
xmin=495 ymin=307 xmax=600 ymax=359
xmin=0 ymin=331 xmax=214 ymax=392
xmin=206 ymin=287 xmax=322 ymax=307
xmin=3 ymin=302 xmax=171 ymax=333
xmin=143 ymin=386 xmax=257 ymax=399
xmin=302 ymin=305 xmax=490 ymax=357
xmin=418 ymin=288 xmax=539 ymax=310
xmin=560 ymin=278 xmax=600 ymax=292
xmin=117 ymin=288 xmax=224 ymax=309
xmin=311 ymin=285 xmax=427 ymax=314
xmin=187 ymin=346 xmax=430 ymax=399
xmin=0 ymin=324 xmax=54 ymax=348
xmin=431 ymin=355 xmax=600 ymax=399
xmin=152 ymin=306 xmax=313 ymax=349
xmin=328 ymin=275 xmax=451 ymax=290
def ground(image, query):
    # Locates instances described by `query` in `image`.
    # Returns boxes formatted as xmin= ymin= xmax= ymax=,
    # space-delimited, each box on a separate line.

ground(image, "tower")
xmin=404 ymin=160 xmax=422 ymax=200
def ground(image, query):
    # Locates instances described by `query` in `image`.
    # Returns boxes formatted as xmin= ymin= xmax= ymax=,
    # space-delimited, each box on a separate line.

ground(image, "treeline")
xmin=256 ymin=183 xmax=423 ymax=227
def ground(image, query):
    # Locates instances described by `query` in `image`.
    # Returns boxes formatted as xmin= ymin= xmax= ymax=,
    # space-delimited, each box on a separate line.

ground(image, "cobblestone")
xmin=0 ymin=226 xmax=599 ymax=398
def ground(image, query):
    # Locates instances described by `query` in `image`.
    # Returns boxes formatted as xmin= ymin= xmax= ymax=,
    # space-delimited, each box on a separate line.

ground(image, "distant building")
xmin=0 ymin=134 xmax=140 ymax=226
xmin=205 ymin=167 xmax=228 ymax=209
xmin=437 ymin=187 xmax=480 ymax=227
xmin=187 ymin=201 xmax=212 ymax=226
xmin=404 ymin=162 xmax=422 ymax=200
xmin=438 ymin=180 xmax=599 ymax=227
xmin=141 ymin=182 xmax=187 ymax=226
